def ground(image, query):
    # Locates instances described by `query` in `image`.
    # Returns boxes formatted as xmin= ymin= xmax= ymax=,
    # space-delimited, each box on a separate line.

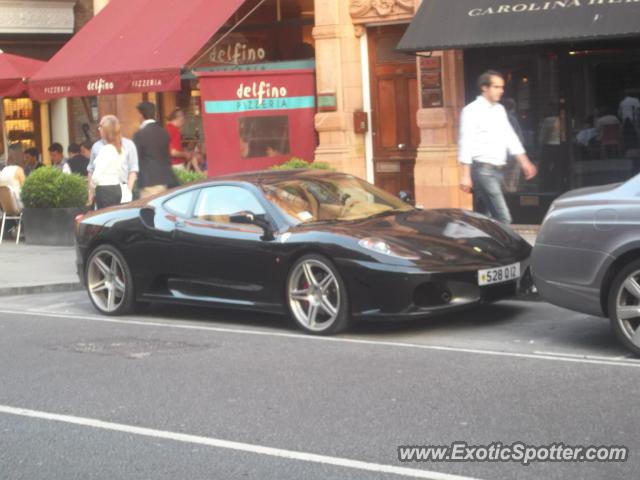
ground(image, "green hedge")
xmin=173 ymin=168 xmax=207 ymax=185
xmin=21 ymin=166 xmax=88 ymax=209
xmin=270 ymin=157 xmax=332 ymax=171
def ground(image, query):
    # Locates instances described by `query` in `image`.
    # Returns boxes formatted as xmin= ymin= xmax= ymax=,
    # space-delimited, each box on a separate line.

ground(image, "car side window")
xmin=163 ymin=190 xmax=196 ymax=218
xmin=193 ymin=186 xmax=266 ymax=224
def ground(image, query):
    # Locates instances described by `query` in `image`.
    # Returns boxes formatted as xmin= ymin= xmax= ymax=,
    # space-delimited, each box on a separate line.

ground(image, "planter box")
xmin=23 ymin=207 xmax=84 ymax=246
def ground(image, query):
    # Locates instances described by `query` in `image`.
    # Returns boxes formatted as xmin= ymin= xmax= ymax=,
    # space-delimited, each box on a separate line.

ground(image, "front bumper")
xmin=337 ymin=257 xmax=532 ymax=320
xmin=75 ymin=243 xmax=87 ymax=287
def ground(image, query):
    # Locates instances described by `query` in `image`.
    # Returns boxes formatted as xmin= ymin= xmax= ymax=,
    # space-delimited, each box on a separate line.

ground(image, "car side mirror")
xmin=229 ymin=211 xmax=274 ymax=241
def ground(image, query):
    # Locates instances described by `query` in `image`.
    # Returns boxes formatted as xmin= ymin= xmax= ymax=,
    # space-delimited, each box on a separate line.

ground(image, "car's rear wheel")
xmin=286 ymin=254 xmax=350 ymax=335
xmin=86 ymin=244 xmax=135 ymax=316
xmin=608 ymin=259 xmax=640 ymax=356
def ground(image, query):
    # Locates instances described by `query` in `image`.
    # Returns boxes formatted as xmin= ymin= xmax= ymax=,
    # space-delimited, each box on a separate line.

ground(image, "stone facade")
xmin=312 ymin=0 xmax=470 ymax=210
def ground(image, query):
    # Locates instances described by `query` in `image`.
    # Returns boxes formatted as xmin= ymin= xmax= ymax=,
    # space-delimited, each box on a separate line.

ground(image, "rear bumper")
xmin=336 ymin=257 xmax=531 ymax=320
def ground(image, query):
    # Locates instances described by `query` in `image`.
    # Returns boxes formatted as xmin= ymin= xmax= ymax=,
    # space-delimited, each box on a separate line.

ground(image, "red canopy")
xmin=0 ymin=51 xmax=45 ymax=98
xmin=29 ymin=0 xmax=245 ymax=101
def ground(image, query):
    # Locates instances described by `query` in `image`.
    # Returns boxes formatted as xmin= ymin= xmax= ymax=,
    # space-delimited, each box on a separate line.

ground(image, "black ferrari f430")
xmin=76 ymin=170 xmax=532 ymax=334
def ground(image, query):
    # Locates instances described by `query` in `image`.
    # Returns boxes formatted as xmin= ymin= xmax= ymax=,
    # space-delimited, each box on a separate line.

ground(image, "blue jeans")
xmin=471 ymin=163 xmax=512 ymax=224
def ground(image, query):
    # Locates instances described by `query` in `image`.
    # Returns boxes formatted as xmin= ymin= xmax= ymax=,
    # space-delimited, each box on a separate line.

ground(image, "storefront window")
xmin=2 ymin=98 xmax=37 ymax=150
xmin=239 ymin=116 xmax=290 ymax=158
xmin=568 ymin=45 xmax=640 ymax=189
xmin=465 ymin=41 xmax=640 ymax=223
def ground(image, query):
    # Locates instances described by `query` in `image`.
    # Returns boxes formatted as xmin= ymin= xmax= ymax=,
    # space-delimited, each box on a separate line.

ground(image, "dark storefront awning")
xmin=28 ymin=0 xmax=245 ymax=101
xmin=398 ymin=0 xmax=640 ymax=53
xmin=0 ymin=52 xmax=44 ymax=98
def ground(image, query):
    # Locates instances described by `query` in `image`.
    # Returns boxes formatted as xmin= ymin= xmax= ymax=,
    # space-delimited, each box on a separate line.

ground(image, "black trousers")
xmin=95 ymin=185 xmax=122 ymax=209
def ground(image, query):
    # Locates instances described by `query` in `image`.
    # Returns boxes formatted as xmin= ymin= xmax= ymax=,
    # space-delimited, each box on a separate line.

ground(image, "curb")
xmin=0 ymin=282 xmax=83 ymax=297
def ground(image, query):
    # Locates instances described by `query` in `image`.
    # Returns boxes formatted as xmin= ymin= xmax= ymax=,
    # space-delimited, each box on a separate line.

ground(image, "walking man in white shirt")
xmin=459 ymin=71 xmax=537 ymax=224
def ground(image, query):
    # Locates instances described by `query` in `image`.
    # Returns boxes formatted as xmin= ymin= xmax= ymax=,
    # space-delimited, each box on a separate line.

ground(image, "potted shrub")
xmin=21 ymin=166 xmax=88 ymax=246
xmin=270 ymin=157 xmax=332 ymax=171
xmin=172 ymin=168 xmax=207 ymax=185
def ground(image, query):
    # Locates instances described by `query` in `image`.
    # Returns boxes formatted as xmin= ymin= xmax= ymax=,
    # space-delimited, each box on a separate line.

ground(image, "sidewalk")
xmin=0 ymin=244 xmax=80 ymax=296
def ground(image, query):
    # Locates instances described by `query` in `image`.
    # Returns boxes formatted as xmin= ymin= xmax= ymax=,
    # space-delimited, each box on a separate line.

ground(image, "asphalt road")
xmin=0 ymin=292 xmax=637 ymax=480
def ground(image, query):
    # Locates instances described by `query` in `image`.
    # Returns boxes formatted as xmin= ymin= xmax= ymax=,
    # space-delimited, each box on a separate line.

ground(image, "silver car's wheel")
xmin=287 ymin=255 xmax=350 ymax=334
xmin=86 ymin=245 xmax=134 ymax=315
xmin=614 ymin=269 xmax=640 ymax=348
xmin=608 ymin=261 xmax=640 ymax=357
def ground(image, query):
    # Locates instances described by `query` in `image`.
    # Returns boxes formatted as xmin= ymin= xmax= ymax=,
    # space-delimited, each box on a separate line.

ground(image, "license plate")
xmin=478 ymin=263 xmax=520 ymax=286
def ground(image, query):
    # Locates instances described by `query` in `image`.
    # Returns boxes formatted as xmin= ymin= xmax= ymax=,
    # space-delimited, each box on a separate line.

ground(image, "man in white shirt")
xmin=459 ymin=70 xmax=537 ymax=224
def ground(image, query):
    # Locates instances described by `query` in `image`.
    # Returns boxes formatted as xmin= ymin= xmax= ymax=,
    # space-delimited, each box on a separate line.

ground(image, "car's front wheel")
xmin=86 ymin=244 xmax=135 ymax=316
xmin=286 ymin=254 xmax=350 ymax=335
xmin=608 ymin=259 xmax=640 ymax=356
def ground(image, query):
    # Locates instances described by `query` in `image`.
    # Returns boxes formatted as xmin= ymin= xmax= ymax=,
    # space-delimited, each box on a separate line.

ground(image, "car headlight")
xmin=358 ymin=237 xmax=420 ymax=260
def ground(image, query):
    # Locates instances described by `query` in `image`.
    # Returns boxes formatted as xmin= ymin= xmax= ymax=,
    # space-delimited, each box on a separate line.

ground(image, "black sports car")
xmin=76 ymin=170 xmax=532 ymax=334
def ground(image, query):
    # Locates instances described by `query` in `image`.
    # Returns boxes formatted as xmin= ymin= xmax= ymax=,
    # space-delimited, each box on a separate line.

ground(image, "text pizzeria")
xmin=469 ymin=0 xmax=640 ymax=16
xmin=131 ymin=79 xmax=163 ymax=88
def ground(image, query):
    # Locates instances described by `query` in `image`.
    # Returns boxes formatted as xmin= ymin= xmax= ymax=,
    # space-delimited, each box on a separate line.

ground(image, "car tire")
xmin=85 ymin=244 xmax=136 ymax=316
xmin=286 ymin=254 xmax=350 ymax=335
xmin=608 ymin=259 xmax=640 ymax=356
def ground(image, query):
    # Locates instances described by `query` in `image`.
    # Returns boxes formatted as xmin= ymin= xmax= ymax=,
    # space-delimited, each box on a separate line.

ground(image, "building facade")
xmin=311 ymin=0 xmax=471 ymax=212
xmin=81 ymin=0 xmax=640 ymax=224
xmin=0 ymin=0 xmax=94 ymax=164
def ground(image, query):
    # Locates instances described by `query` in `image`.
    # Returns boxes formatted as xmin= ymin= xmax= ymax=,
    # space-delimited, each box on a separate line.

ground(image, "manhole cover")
xmin=54 ymin=337 xmax=210 ymax=359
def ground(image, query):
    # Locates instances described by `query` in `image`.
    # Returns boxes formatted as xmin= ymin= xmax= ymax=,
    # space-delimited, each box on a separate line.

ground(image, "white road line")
xmin=28 ymin=301 xmax=76 ymax=312
xmin=0 ymin=404 xmax=480 ymax=480
xmin=535 ymin=350 xmax=640 ymax=363
xmin=1 ymin=308 xmax=640 ymax=369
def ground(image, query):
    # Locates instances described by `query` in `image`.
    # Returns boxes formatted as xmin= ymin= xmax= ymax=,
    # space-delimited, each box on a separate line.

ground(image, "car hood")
xmin=315 ymin=209 xmax=530 ymax=266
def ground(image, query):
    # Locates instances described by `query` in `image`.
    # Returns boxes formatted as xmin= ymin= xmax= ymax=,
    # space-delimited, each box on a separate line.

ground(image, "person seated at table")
xmin=49 ymin=143 xmax=71 ymax=174
xmin=66 ymin=143 xmax=89 ymax=176
xmin=0 ymin=143 xmax=26 ymax=209
xmin=23 ymin=147 xmax=42 ymax=176
xmin=595 ymin=107 xmax=621 ymax=140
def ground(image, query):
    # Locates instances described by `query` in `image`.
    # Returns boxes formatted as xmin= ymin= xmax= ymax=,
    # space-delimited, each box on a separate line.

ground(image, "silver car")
xmin=532 ymin=174 xmax=640 ymax=355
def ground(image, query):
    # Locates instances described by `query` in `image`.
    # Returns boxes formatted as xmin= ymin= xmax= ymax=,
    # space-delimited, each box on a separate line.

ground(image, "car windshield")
xmin=261 ymin=174 xmax=413 ymax=224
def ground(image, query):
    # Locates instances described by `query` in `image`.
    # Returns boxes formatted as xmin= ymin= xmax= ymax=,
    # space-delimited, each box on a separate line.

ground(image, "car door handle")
xmin=175 ymin=221 xmax=186 ymax=228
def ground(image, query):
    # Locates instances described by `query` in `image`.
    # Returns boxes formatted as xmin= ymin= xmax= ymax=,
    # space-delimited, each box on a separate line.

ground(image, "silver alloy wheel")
xmin=615 ymin=269 xmax=640 ymax=347
xmin=87 ymin=250 xmax=127 ymax=313
xmin=288 ymin=259 xmax=340 ymax=332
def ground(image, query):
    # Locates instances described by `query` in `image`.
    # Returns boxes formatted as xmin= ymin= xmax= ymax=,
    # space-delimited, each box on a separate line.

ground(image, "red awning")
xmin=0 ymin=52 xmax=45 ymax=98
xmin=28 ymin=0 xmax=245 ymax=101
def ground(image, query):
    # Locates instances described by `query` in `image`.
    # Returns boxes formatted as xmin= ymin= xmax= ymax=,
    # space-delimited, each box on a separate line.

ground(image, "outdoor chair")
xmin=0 ymin=185 xmax=23 ymax=244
